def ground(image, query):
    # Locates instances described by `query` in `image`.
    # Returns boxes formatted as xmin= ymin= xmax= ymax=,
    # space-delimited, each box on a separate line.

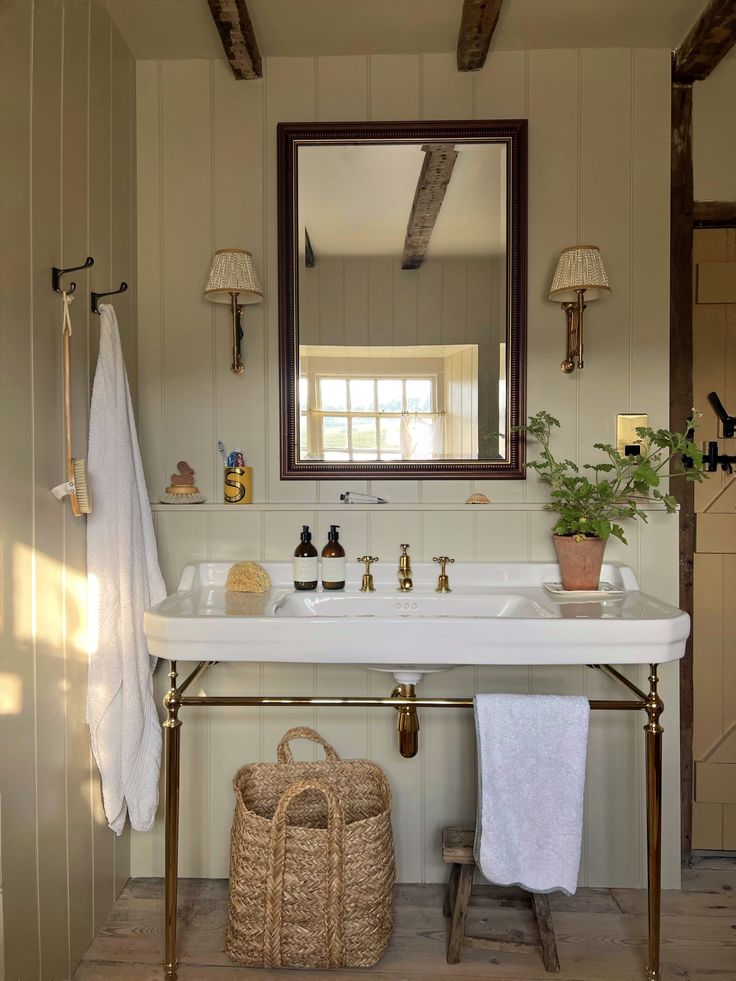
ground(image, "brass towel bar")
xmin=162 ymin=658 xmax=664 ymax=981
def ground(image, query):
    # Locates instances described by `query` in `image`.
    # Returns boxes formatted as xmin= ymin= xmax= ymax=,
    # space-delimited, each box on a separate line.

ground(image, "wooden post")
xmin=670 ymin=79 xmax=694 ymax=862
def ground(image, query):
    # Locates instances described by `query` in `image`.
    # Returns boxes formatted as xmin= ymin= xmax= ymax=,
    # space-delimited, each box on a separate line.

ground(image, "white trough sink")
xmin=143 ymin=561 xmax=689 ymax=674
xmin=274 ymin=590 xmax=549 ymax=620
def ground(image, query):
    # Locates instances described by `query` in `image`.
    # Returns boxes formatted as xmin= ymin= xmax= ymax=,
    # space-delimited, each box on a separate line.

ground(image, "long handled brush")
xmin=62 ymin=294 xmax=91 ymax=516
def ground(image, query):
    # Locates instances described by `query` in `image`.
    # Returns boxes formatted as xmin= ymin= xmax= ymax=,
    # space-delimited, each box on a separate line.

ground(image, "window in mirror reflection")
xmin=299 ymin=344 xmax=483 ymax=461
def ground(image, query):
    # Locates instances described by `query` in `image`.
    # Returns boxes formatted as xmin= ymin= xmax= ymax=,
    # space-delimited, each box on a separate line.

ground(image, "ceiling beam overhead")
xmin=457 ymin=0 xmax=504 ymax=72
xmin=207 ymin=0 xmax=262 ymax=80
xmin=673 ymin=0 xmax=736 ymax=82
xmin=402 ymin=143 xmax=458 ymax=271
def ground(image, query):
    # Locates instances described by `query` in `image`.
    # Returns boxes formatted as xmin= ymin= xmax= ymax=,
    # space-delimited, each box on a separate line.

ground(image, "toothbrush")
xmin=217 ymin=440 xmax=227 ymax=466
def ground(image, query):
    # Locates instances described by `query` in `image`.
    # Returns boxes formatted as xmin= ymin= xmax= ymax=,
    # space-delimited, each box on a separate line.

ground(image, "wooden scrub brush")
xmin=61 ymin=293 xmax=91 ymax=516
xmin=160 ymin=461 xmax=206 ymax=504
xmin=225 ymin=561 xmax=271 ymax=616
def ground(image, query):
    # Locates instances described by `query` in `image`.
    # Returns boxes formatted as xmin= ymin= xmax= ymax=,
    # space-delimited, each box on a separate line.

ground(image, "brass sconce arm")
xmin=230 ymin=293 xmax=245 ymax=375
xmin=560 ymin=289 xmax=587 ymax=374
xmin=549 ymin=245 xmax=610 ymax=374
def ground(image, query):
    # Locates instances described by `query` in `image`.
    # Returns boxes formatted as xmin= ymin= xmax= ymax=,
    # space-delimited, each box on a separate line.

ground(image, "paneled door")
xmin=692 ymin=227 xmax=736 ymax=850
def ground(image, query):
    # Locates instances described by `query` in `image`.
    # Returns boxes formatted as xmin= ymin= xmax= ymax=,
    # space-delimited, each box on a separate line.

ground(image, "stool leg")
xmin=531 ymin=893 xmax=560 ymax=973
xmin=443 ymin=863 xmax=460 ymax=917
xmin=447 ymin=864 xmax=473 ymax=965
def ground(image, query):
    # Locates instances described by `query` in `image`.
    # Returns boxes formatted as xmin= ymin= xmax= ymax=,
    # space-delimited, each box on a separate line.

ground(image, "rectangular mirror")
xmin=278 ymin=120 xmax=527 ymax=479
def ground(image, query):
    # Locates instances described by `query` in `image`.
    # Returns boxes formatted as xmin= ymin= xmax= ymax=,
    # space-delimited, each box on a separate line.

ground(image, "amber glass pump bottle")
xmin=321 ymin=524 xmax=346 ymax=590
xmin=293 ymin=525 xmax=318 ymax=590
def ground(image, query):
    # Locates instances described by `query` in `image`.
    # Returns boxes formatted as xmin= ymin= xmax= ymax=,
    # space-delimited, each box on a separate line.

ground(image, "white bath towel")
xmin=86 ymin=304 xmax=166 ymax=834
xmin=474 ymin=693 xmax=590 ymax=896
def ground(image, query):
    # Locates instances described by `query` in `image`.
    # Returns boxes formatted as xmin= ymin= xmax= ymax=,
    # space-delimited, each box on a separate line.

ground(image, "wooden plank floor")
xmin=73 ymin=858 xmax=736 ymax=981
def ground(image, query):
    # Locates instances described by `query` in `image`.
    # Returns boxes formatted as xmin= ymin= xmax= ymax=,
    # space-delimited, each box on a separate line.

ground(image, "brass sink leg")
xmin=163 ymin=661 xmax=182 ymax=980
xmin=393 ymin=683 xmax=420 ymax=757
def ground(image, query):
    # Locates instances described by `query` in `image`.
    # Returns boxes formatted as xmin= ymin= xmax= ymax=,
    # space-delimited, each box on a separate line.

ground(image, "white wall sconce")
xmin=548 ymin=245 xmax=611 ymax=373
xmin=205 ymin=248 xmax=263 ymax=375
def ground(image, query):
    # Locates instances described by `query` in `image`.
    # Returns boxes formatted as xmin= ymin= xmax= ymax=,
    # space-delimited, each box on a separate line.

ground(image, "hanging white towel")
xmin=86 ymin=304 xmax=166 ymax=834
xmin=474 ymin=693 xmax=590 ymax=896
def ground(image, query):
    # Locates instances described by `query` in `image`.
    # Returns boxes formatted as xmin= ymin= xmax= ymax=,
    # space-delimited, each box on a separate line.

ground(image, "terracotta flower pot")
xmin=552 ymin=535 xmax=606 ymax=591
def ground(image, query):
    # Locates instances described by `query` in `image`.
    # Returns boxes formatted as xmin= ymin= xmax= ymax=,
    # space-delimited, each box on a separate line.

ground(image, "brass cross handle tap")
xmin=433 ymin=555 xmax=455 ymax=593
xmin=357 ymin=555 xmax=379 ymax=592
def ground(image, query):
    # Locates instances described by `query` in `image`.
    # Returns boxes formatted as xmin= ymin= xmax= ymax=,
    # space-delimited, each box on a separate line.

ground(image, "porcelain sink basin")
xmin=144 ymin=561 xmax=690 ymax=670
xmin=274 ymin=590 xmax=549 ymax=619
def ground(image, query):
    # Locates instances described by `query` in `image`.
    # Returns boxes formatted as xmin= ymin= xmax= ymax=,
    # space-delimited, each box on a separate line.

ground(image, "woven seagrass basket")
xmin=227 ymin=727 xmax=395 ymax=970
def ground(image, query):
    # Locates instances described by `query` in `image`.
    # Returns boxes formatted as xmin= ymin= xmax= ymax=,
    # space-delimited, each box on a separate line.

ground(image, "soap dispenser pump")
xmin=293 ymin=525 xmax=318 ymax=591
xmin=321 ymin=524 xmax=345 ymax=590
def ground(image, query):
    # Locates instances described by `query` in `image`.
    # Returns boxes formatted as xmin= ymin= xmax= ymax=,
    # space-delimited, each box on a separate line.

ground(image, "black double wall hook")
xmin=51 ymin=256 xmax=94 ymax=295
xmin=91 ymin=282 xmax=128 ymax=314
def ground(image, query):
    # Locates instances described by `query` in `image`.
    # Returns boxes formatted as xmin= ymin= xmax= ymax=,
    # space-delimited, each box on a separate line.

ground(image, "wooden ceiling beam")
xmin=457 ymin=0 xmax=504 ymax=72
xmin=673 ymin=0 xmax=736 ymax=82
xmin=401 ymin=144 xmax=458 ymax=271
xmin=207 ymin=0 xmax=262 ymax=80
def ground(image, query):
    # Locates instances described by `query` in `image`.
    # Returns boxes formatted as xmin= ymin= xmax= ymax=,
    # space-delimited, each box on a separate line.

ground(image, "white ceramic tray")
xmin=542 ymin=581 xmax=625 ymax=598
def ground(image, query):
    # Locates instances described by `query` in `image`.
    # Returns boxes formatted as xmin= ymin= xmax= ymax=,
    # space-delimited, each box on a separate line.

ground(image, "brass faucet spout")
xmin=397 ymin=544 xmax=413 ymax=592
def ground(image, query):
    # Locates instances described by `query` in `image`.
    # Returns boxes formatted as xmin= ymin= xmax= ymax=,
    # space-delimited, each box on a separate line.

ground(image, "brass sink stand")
xmin=162 ymin=660 xmax=664 ymax=981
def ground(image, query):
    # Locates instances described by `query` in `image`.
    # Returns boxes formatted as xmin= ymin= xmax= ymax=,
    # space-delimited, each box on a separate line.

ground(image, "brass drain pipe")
xmin=392 ymin=683 xmax=420 ymax=757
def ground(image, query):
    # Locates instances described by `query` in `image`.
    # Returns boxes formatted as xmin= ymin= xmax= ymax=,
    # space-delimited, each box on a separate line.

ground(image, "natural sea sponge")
xmin=226 ymin=561 xmax=271 ymax=594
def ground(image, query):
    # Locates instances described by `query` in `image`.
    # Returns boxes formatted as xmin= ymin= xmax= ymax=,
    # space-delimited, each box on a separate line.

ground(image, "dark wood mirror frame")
xmin=277 ymin=119 xmax=527 ymax=480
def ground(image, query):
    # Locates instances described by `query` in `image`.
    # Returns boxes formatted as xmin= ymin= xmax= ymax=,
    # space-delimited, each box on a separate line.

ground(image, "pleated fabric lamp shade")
xmin=548 ymin=245 xmax=611 ymax=303
xmin=205 ymin=249 xmax=263 ymax=305
xmin=205 ymin=249 xmax=263 ymax=375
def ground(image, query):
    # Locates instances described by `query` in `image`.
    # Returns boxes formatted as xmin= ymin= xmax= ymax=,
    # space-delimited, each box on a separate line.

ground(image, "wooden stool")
xmin=442 ymin=827 xmax=560 ymax=973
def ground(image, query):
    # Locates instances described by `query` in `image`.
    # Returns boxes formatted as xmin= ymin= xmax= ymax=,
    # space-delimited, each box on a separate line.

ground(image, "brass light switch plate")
xmin=616 ymin=413 xmax=648 ymax=457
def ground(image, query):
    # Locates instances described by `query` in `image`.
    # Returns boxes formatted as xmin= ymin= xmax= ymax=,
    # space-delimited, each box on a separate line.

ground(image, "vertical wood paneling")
xmin=132 ymin=49 xmax=681 ymax=890
xmin=161 ymin=62 xmax=215 ymax=502
xmin=0 ymin=0 xmax=39 ymax=975
xmin=136 ymin=61 xmax=165 ymax=495
xmin=32 ymin=2 xmax=71 ymax=972
xmin=266 ymin=58 xmax=318 ymax=502
xmin=89 ymin=6 xmax=118 ymax=928
xmin=578 ymin=49 xmax=632 ymax=457
xmin=317 ymin=55 xmax=368 ymax=120
xmin=369 ymin=55 xmax=421 ymax=119
xmin=155 ymin=512 xmax=210 ymax=875
xmin=212 ymin=61 xmax=266 ymax=501
xmin=112 ymin=26 xmax=135 ymax=409
xmin=1 ymin=2 xmax=135 ymax=975
xmin=63 ymin=0 xmax=96 ymax=966
xmin=526 ymin=50 xmax=580 ymax=501
xmin=631 ymin=50 xmax=671 ymax=423
xmin=421 ymin=53 xmax=473 ymax=119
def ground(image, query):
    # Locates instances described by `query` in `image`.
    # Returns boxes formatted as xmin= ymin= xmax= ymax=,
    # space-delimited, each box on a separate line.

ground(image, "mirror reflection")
xmin=296 ymin=141 xmax=509 ymax=463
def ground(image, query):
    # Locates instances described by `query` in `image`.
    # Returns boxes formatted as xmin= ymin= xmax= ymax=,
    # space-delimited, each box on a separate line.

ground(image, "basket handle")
xmin=263 ymin=778 xmax=345 ymax=969
xmin=276 ymin=726 xmax=341 ymax=764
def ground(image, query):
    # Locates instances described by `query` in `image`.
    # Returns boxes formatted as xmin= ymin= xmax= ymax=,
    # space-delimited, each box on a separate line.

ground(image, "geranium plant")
xmin=518 ymin=410 xmax=704 ymax=544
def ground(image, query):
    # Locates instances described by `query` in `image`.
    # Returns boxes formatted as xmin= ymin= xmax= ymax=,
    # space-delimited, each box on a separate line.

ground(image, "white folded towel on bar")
xmin=86 ymin=304 xmax=166 ymax=835
xmin=474 ymin=693 xmax=590 ymax=896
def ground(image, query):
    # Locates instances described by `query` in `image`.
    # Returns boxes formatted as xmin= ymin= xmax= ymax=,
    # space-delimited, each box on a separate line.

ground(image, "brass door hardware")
xmin=616 ymin=413 xmax=648 ymax=457
xmin=357 ymin=555 xmax=379 ymax=592
xmin=398 ymin=544 xmax=413 ymax=591
xmin=433 ymin=555 xmax=455 ymax=592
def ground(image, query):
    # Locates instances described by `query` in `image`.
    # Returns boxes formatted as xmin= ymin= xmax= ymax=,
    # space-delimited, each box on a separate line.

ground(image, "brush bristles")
xmin=73 ymin=458 xmax=92 ymax=514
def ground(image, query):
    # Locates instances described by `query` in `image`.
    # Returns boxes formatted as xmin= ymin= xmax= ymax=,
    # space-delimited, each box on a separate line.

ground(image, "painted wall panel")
xmin=0 ymin=1 xmax=136 ymax=977
xmin=132 ymin=50 xmax=679 ymax=890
